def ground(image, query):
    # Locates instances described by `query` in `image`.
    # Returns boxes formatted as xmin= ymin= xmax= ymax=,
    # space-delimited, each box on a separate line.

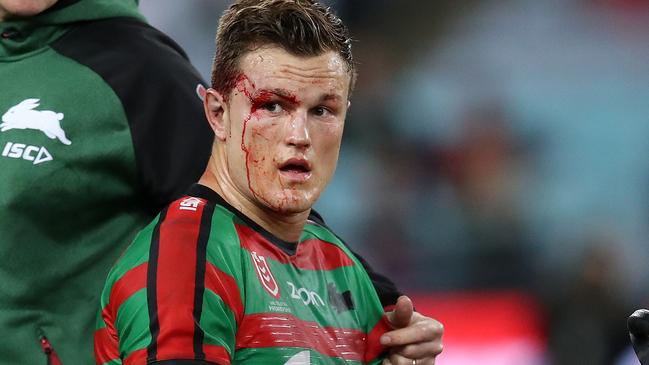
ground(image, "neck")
xmin=198 ymin=152 xmax=309 ymax=243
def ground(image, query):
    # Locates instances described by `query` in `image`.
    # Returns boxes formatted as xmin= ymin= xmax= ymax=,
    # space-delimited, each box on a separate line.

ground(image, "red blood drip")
xmin=234 ymin=74 xmax=300 ymax=209
xmin=235 ymin=75 xmax=274 ymax=207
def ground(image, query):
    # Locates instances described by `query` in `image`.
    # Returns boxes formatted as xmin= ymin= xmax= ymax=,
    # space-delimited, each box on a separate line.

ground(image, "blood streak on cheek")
xmin=236 ymin=75 xmax=268 ymax=205
xmin=235 ymin=74 xmax=301 ymax=209
xmin=235 ymin=75 xmax=285 ymax=207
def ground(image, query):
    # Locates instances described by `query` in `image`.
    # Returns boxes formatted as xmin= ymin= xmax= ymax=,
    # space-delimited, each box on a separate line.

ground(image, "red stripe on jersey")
xmin=155 ymin=197 xmax=206 ymax=359
xmin=292 ymin=238 xmax=354 ymax=270
xmin=235 ymin=224 xmax=354 ymax=270
xmin=203 ymin=344 xmax=232 ymax=365
xmin=104 ymin=263 xmax=148 ymax=324
xmin=235 ymin=313 xmax=369 ymax=361
xmin=364 ymin=316 xmax=391 ymax=362
xmin=94 ymin=328 xmax=119 ymax=364
xmin=123 ymin=348 xmax=147 ymax=365
xmin=235 ymin=224 xmax=289 ymax=264
xmin=205 ymin=261 xmax=244 ymax=325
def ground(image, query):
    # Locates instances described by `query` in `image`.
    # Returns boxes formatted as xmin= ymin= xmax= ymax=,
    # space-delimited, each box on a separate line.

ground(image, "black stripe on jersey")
xmin=146 ymin=207 xmax=168 ymax=362
xmin=193 ymin=202 xmax=215 ymax=359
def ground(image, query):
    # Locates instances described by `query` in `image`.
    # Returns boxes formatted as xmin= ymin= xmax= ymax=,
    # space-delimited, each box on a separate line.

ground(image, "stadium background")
xmin=140 ymin=1 xmax=649 ymax=364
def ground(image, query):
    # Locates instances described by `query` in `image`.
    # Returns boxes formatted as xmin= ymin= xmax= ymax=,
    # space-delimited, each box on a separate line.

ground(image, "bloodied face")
xmin=209 ymin=45 xmax=351 ymax=214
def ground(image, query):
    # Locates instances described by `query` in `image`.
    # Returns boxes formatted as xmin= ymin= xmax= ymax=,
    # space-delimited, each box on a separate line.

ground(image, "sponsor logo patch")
xmin=1 ymin=142 xmax=52 ymax=165
xmin=288 ymin=281 xmax=325 ymax=307
xmin=251 ymin=251 xmax=280 ymax=298
xmin=178 ymin=197 xmax=202 ymax=211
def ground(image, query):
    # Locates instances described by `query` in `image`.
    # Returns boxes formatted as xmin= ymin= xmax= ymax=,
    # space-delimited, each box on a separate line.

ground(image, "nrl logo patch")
xmin=251 ymin=251 xmax=280 ymax=299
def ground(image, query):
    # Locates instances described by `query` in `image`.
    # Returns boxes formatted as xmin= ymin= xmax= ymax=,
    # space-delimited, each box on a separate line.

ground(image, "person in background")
xmin=0 ymin=0 xmax=442 ymax=363
xmin=95 ymin=0 xmax=443 ymax=364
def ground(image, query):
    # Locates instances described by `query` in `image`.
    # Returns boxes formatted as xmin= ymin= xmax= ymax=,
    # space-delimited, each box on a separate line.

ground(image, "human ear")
xmin=203 ymin=88 xmax=229 ymax=141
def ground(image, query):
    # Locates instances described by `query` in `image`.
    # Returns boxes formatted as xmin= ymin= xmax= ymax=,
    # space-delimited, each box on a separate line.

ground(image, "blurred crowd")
xmin=141 ymin=0 xmax=649 ymax=364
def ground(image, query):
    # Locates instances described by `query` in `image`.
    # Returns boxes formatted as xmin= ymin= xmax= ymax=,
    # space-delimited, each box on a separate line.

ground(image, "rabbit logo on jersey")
xmin=1 ymin=99 xmax=71 ymax=145
xmin=251 ymin=251 xmax=280 ymax=298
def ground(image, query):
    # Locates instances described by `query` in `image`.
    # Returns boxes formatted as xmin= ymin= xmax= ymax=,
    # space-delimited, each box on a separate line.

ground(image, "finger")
xmin=387 ymin=353 xmax=437 ymax=365
xmin=392 ymin=340 xmax=444 ymax=359
xmin=382 ymin=317 xmax=443 ymax=347
xmin=388 ymin=353 xmax=416 ymax=365
xmin=386 ymin=296 xmax=414 ymax=329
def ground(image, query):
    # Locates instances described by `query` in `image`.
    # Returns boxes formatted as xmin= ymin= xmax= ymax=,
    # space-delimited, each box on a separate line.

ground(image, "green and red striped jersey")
xmin=95 ymin=184 xmax=390 ymax=365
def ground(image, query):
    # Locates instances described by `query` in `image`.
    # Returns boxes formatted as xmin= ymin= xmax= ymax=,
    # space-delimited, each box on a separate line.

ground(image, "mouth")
xmin=278 ymin=158 xmax=312 ymax=181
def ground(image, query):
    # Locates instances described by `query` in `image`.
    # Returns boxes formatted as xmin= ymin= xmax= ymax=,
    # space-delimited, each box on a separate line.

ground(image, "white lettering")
xmin=33 ymin=147 xmax=52 ymax=165
xmin=179 ymin=197 xmax=201 ymax=211
xmin=284 ymin=351 xmax=310 ymax=365
xmin=287 ymin=281 xmax=324 ymax=306
xmin=8 ymin=143 xmax=25 ymax=158
xmin=22 ymin=145 xmax=38 ymax=161
xmin=1 ymin=142 xmax=11 ymax=156
xmin=1 ymin=142 xmax=53 ymax=165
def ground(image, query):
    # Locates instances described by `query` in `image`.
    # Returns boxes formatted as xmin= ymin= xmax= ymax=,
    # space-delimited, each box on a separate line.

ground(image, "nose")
xmin=285 ymin=111 xmax=310 ymax=148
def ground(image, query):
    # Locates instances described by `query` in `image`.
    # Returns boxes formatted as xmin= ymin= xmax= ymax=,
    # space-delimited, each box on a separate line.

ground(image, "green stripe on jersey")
xmin=115 ymin=289 xmax=150 ymax=359
xmin=98 ymin=358 xmax=121 ymax=365
xmin=236 ymin=222 xmax=383 ymax=334
xmin=200 ymin=289 xmax=237 ymax=356
xmin=234 ymin=347 xmax=365 ymax=365
xmin=99 ymin=215 xmax=156 ymax=310
xmin=301 ymin=223 xmax=341 ymax=245
xmin=205 ymin=206 xmax=245 ymax=278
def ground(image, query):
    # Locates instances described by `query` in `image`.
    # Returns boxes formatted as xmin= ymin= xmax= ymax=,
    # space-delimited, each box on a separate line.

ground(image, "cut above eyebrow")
xmin=254 ymin=88 xmax=297 ymax=102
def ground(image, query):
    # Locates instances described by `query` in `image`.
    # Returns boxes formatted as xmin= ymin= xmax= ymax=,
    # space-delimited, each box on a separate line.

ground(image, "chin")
xmin=266 ymin=190 xmax=317 ymax=215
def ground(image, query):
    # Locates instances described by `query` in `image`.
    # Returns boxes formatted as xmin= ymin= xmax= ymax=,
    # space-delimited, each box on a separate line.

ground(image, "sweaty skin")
xmin=201 ymin=45 xmax=350 ymax=242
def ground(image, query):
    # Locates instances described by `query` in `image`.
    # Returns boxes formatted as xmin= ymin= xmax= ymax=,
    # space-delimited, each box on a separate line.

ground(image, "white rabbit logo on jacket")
xmin=1 ymin=98 xmax=71 ymax=145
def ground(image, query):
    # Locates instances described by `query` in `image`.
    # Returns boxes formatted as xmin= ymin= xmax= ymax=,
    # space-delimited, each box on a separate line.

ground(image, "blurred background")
xmin=140 ymin=1 xmax=649 ymax=364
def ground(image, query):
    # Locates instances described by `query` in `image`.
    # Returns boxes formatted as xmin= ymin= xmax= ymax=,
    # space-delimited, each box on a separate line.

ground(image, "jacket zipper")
xmin=40 ymin=336 xmax=63 ymax=365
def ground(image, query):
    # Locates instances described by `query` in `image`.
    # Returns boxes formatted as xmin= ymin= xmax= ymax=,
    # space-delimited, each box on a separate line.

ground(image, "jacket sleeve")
xmin=52 ymin=18 xmax=213 ymax=213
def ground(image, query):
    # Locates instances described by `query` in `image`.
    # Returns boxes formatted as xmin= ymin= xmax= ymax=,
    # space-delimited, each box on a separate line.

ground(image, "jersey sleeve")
xmin=51 ymin=18 xmax=214 ymax=213
xmin=95 ymin=199 xmax=242 ymax=365
xmin=308 ymin=210 xmax=403 ymax=308
xmin=349 ymin=249 xmax=402 ymax=310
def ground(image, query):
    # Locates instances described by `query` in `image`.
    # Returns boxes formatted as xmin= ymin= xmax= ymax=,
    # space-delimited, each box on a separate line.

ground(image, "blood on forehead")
xmin=234 ymin=74 xmax=300 ymax=113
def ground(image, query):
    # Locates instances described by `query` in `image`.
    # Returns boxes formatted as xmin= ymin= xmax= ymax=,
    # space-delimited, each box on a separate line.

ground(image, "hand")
xmin=629 ymin=309 xmax=649 ymax=365
xmin=380 ymin=296 xmax=444 ymax=365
